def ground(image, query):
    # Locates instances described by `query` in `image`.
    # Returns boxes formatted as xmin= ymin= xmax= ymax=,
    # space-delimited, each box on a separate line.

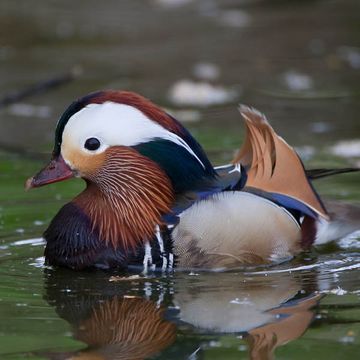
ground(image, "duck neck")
xmin=74 ymin=149 xmax=174 ymax=252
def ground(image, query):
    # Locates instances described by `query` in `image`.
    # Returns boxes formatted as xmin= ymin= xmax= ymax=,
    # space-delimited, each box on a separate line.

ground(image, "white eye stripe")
xmin=62 ymin=101 xmax=205 ymax=168
xmin=151 ymin=131 xmax=205 ymax=169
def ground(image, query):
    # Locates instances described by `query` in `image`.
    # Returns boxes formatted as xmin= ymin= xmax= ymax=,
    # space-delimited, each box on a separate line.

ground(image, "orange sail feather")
xmin=233 ymin=105 xmax=329 ymax=220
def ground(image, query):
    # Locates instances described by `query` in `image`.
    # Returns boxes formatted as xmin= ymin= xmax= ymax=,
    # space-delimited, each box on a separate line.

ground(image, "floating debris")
xmin=193 ymin=62 xmax=220 ymax=81
xmin=0 ymin=46 xmax=15 ymax=61
xmin=11 ymin=238 xmax=45 ymax=246
xmin=338 ymin=230 xmax=360 ymax=249
xmin=8 ymin=103 xmax=52 ymax=118
xmin=33 ymin=220 xmax=44 ymax=226
xmin=154 ymin=0 xmax=193 ymax=7
xmin=339 ymin=330 xmax=356 ymax=344
xmin=0 ymin=67 xmax=82 ymax=109
xmin=230 ymin=297 xmax=251 ymax=305
xmin=29 ymin=256 xmax=45 ymax=268
xmin=188 ymin=271 xmax=199 ymax=276
xmin=169 ymin=79 xmax=238 ymax=107
xmin=337 ymin=46 xmax=360 ymax=69
xmin=56 ymin=21 xmax=75 ymax=39
xmin=309 ymin=121 xmax=332 ymax=134
xmin=166 ymin=108 xmax=201 ymax=123
xmin=218 ymin=10 xmax=251 ymax=28
xmin=308 ymin=38 xmax=326 ymax=55
xmin=109 ymin=274 xmax=142 ymax=282
xmin=208 ymin=340 xmax=222 ymax=348
xmin=295 ymin=145 xmax=315 ymax=161
xmin=283 ymin=70 xmax=313 ymax=92
xmin=330 ymin=140 xmax=360 ymax=158
xmin=321 ymin=287 xmax=348 ymax=296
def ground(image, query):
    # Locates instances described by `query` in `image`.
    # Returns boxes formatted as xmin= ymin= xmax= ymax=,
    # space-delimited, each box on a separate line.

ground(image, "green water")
xmin=1 ymin=0 xmax=360 ymax=359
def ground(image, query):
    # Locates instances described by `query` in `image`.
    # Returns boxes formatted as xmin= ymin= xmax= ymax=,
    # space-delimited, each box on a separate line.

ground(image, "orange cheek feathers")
xmin=61 ymin=145 xmax=107 ymax=179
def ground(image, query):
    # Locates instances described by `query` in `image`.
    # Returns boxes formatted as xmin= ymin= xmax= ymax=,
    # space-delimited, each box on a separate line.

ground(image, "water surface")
xmin=0 ymin=0 xmax=359 ymax=359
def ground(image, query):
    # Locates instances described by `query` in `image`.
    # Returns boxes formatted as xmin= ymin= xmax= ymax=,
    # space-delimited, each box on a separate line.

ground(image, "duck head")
xmin=26 ymin=90 xmax=216 ymax=269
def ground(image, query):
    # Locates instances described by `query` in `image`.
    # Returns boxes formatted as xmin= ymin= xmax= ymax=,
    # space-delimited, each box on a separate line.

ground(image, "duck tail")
xmin=232 ymin=105 xmax=329 ymax=220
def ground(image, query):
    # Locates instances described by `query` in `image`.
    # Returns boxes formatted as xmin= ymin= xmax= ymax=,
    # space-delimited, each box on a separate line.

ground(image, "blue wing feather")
xmin=269 ymin=193 xmax=318 ymax=219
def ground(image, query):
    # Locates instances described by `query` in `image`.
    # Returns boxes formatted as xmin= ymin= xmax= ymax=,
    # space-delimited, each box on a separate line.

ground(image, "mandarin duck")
xmin=25 ymin=90 xmax=355 ymax=270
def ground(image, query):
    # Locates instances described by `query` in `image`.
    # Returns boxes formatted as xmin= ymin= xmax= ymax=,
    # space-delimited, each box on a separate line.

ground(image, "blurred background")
xmin=0 ymin=0 xmax=359 ymax=159
xmin=0 ymin=1 xmax=360 ymax=359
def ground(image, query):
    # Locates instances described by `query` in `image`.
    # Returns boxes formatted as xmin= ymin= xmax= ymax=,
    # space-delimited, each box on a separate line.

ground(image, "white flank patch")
xmin=174 ymin=191 xmax=300 ymax=267
xmin=169 ymin=253 xmax=174 ymax=269
xmin=62 ymin=101 xmax=205 ymax=168
xmin=143 ymin=241 xmax=153 ymax=272
xmin=155 ymin=226 xmax=167 ymax=271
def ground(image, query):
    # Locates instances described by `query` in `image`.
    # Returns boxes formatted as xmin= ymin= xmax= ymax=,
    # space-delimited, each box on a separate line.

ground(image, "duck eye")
xmin=84 ymin=137 xmax=101 ymax=151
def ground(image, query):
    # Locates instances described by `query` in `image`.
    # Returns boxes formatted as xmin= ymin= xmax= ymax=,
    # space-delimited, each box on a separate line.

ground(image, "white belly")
xmin=172 ymin=191 xmax=301 ymax=269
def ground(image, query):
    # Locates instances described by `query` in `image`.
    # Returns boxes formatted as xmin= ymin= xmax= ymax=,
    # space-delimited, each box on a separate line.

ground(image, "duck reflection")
xmin=43 ymin=270 xmax=176 ymax=360
xmin=73 ymin=297 xmax=176 ymax=360
xmin=247 ymin=294 xmax=320 ymax=360
xmin=42 ymin=269 xmax=321 ymax=360
xmin=173 ymin=272 xmax=321 ymax=360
